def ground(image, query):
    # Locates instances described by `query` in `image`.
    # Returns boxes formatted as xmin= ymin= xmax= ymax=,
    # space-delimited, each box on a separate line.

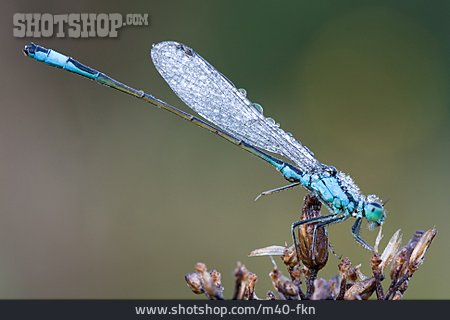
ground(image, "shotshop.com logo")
xmin=13 ymin=13 xmax=149 ymax=38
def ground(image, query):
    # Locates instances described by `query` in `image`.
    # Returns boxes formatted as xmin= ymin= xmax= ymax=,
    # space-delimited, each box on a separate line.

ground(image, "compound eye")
xmin=365 ymin=202 xmax=384 ymax=225
xmin=370 ymin=202 xmax=382 ymax=209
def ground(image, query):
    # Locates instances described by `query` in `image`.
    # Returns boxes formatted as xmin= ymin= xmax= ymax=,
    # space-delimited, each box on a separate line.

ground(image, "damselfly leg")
xmin=311 ymin=215 xmax=348 ymax=262
xmin=291 ymin=213 xmax=341 ymax=262
xmin=352 ymin=218 xmax=374 ymax=252
xmin=254 ymin=182 xmax=300 ymax=201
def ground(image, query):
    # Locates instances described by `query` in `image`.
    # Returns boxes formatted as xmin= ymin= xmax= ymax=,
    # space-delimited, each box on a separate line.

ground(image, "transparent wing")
xmin=150 ymin=41 xmax=321 ymax=172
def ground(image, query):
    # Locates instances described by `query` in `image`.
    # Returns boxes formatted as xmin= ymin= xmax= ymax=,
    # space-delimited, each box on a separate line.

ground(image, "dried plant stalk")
xmin=185 ymin=196 xmax=437 ymax=300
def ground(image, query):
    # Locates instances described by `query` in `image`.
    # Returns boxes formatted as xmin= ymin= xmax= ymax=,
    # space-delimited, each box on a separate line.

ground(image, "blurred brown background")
xmin=0 ymin=0 xmax=449 ymax=298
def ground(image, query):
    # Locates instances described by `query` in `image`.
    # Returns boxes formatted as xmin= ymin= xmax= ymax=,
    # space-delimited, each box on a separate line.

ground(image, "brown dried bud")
xmin=347 ymin=268 xmax=358 ymax=283
xmin=311 ymin=278 xmax=332 ymax=300
xmin=185 ymin=272 xmax=204 ymax=294
xmin=298 ymin=194 xmax=328 ymax=270
xmin=269 ymin=267 xmax=283 ymax=296
xmin=379 ymin=229 xmax=402 ymax=273
xmin=371 ymin=254 xmax=385 ymax=299
xmin=338 ymin=257 xmax=352 ymax=274
xmin=344 ymin=277 xmax=376 ymax=300
xmin=339 ymin=257 xmax=358 ymax=284
xmin=266 ymin=291 xmax=276 ymax=300
xmin=245 ymin=272 xmax=258 ymax=300
xmin=210 ymin=270 xmax=221 ymax=286
xmin=390 ymin=230 xmax=424 ymax=281
xmin=194 ymin=262 xmax=207 ymax=274
xmin=282 ymin=245 xmax=299 ymax=268
xmin=328 ymin=276 xmax=340 ymax=299
xmin=234 ymin=262 xmax=248 ymax=280
xmin=233 ymin=262 xmax=249 ymax=300
xmin=288 ymin=265 xmax=302 ymax=281
xmin=209 ymin=269 xmax=224 ymax=299
xmin=399 ymin=279 xmax=409 ymax=292
xmin=408 ymin=227 xmax=437 ymax=274
xmin=188 ymin=262 xmax=224 ymax=299
xmin=371 ymin=254 xmax=382 ymax=271
xmin=393 ymin=291 xmax=403 ymax=300
xmin=390 ymin=247 xmax=408 ymax=281
xmin=337 ymin=257 xmax=358 ymax=299
xmin=269 ymin=266 xmax=281 ymax=283
xmin=270 ymin=266 xmax=299 ymax=299
xmin=283 ymin=281 xmax=299 ymax=297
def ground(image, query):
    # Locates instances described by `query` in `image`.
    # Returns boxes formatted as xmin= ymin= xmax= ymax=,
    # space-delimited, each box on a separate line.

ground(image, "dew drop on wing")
xmin=266 ymin=117 xmax=276 ymax=125
xmin=252 ymin=103 xmax=264 ymax=114
xmin=238 ymin=88 xmax=247 ymax=97
xmin=152 ymin=42 xmax=323 ymax=174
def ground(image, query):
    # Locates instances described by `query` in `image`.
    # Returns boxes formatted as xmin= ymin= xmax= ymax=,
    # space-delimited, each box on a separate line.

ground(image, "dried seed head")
xmin=233 ymin=263 xmax=259 ymax=300
xmin=247 ymin=272 xmax=258 ymax=294
xmin=194 ymin=262 xmax=207 ymax=274
xmin=408 ymin=227 xmax=437 ymax=274
xmin=282 ymin=245 xmax=299 ymax=268
xmin=339 ymin=257 xmax=358 ymax=284
xmin=266 ymin=291 xmax=276 ymax=300
xmin=328 ymin=276 xmax=341 ymax=299
xmin=239 ymin=272 xmax=259 ymax=300
xmin=188 ymin=263 xmax=224 ymax=299
xmin=269 ymin=266 xmax=281 ymax=283
xmin=347 ymin=267 xmax=357 ymax=283
xmin=400 ymin=279 xmax=409 ymax=292
xmin=270 ymin=266 xmax=298 ymax=299
xmin=204 ymin=272 xmax=223 ymax=299
xmin=288 ymin=265 xmax=302 ymax=281
xmin=234 ymin=262 xmax=248 ymax=280
xmin=393 ymin=291 xmax=403 ymax=300
xmin=390 ymin=247 xmax=408 ymax=281
xmin=338 ymin=257 xmax=351 ymax=275
xmin=233 ymin=262 xmax=249 ymax=300
xmin=185 ymin=272 xmax=204 ymax=294
xmin=298 ymin=194 xmax=328 ymax=270
xmin=344 ymin=277 xmax=376 ymax=300
xmin=390 ymin=230 xmax=425 ymax=280
xmin=380 ymin=229 xmax=402 ymax=273
xmin=311 ymin=278 xmax=332 ymax=300
xmin=210 ymin=269 xmax=222 ymax=288
xmin=371 ymin=254 xmax=382 ymax=275
xmin=283 ymin=281 xmax=299 ymax=297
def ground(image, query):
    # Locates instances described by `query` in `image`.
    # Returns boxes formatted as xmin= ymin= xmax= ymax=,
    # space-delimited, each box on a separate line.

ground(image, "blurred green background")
xmin=0 ymin=0 xmax=449 ymax=299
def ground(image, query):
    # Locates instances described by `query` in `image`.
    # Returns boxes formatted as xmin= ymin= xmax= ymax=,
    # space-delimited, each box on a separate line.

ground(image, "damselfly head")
xmin=23 ymin=43 xmax=37 ymax=57
xmin=363 ymin=196 xmax=385 ymax=230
